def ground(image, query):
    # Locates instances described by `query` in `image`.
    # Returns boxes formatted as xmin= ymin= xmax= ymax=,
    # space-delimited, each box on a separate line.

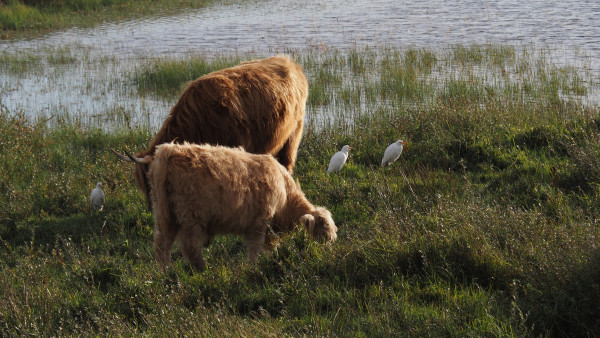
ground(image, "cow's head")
xmin=299 ymin=207 xmax=338 ymax=242
xmin=111 ymin=149 xmax=154 ymax=209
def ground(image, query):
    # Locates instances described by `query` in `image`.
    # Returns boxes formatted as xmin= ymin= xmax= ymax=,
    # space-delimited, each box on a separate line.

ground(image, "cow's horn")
xmin=124 ymin=150 xmax=151 ymax=164
xmin=111 ymin=148 xmax=133 ymax=162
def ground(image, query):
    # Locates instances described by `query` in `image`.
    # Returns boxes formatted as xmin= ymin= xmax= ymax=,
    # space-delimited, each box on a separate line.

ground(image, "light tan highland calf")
xmin=113 ymin=55 xmax=308 ymax=209
xmin=125 ymin=142 xmax=338 ymax=271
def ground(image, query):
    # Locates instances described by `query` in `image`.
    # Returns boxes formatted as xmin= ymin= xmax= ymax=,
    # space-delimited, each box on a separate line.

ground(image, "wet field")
xmin=1 ymin=0 xmax=599 ymax=128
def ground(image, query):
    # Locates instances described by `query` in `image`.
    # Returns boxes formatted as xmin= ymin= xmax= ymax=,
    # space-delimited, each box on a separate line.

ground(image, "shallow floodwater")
xmin=1 ymin=0 xmax=599 ymax=127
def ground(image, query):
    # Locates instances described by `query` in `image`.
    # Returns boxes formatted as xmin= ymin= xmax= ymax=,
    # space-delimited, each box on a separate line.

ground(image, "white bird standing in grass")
xmin=91 ymin=182 xmax=105 ymax=211
xmin=328 ymin=145 xmax=353 ymax=173
xmin=381 ymin=140 xmax=406 ymax=167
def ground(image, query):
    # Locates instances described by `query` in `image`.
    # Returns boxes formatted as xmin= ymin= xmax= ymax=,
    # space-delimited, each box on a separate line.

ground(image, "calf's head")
xmin=299 ymin=207 xmax=338 ymax=242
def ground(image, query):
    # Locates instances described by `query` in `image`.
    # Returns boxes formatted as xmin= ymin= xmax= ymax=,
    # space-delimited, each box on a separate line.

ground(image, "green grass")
xmin=133 ymin=56 xmax=243 ymax=97
xmin=0 ymin=45 xmax=81 ymax=76
xmin=0 ymin=49 xmax=43 ymax=74
xmin=0 ymin=0 xmax=217 ymax=39
xmin=2 ymin=46 xmax=600 ymax=336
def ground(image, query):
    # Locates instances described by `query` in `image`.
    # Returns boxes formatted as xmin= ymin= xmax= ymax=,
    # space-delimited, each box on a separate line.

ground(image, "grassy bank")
xmin=0 ymin=0 xmax=216 ymax=39
xmin=1 ymin=46 xmax=600 ymax=336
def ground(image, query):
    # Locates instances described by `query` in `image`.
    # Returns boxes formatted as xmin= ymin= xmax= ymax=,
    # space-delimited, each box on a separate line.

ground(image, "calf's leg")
xmin=176 ymin=225 xmax=208 ymax=271
xmin=154 ymin=227 xmax=176 ymax=271
xmin=154 ymin=210 xmax=179 ymax=271
xmin=245 ymin=225 xmax=268 ymax=262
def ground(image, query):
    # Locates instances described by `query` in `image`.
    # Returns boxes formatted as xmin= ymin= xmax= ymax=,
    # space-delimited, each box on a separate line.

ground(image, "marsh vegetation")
xmin=0 ymin=0 xmax=216 ymax=38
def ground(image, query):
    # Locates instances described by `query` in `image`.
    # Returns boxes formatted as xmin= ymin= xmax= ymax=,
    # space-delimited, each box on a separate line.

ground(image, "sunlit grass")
xmin=0 ymin=0 xmax=217 ymax=39
xmin=0 ymin=0 xmax=45 ymax=31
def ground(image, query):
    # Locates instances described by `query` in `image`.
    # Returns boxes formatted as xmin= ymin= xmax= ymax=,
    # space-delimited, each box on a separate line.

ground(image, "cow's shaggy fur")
xmin=140 ymin=142 xmax=337 ymax=271
xmin=129 ymin=55 xmax=308 ymax=208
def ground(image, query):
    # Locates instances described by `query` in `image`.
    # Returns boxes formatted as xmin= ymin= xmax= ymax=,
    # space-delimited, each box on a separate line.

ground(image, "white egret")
xmin=91 ymin=182 xmax=105 ymax=211
xmin=381 ymin=140 xmax=406 ymax=167
xmin=327 ymin=145 xmax=353 ymax=173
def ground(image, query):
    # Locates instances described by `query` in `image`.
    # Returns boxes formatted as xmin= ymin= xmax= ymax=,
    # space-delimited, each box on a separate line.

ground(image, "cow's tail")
xmin=150 ymin=144 xmax=175 ymax=233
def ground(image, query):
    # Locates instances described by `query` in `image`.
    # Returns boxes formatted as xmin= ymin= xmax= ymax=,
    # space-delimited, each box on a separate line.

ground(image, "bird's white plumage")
xmin=381 ymin=140 xmax=405 ymax=167
xmin=328 ymin=145 xmax=352 ymax=173
xmin=91 ymin=182 xmax=105 ymax=211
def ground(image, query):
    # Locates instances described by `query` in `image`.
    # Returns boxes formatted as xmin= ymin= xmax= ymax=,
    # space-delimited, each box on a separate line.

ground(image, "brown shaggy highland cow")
xmin=125 ymin=142 xmax=338 ymax=271
xmin=113 ymin=55 xmax=308 ymax=207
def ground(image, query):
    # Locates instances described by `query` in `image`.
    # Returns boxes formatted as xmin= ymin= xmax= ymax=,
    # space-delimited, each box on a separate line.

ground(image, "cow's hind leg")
xmin=275 ymin=120 xmax=303 ymax=173
xmin=176 ymin=226 xmax=208 ymax=271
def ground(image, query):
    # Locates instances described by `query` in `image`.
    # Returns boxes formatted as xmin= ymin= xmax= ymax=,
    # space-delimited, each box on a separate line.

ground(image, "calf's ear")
xmin=299 ymin=214 xmax=315 ymax=234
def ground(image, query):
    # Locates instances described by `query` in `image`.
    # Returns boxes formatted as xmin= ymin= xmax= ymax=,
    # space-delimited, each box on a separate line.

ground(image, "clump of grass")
xmin=45 ymin=45 xmax=78 ymax=65
xmin=0 ymin=50 xmax=43 ymax=74
xmin=379 ymin=48 xmax=436 ymax=103
xmin=0 ymin=0 xmax=45 ymax=31
xmin=133 ymin=56 xmax=242 ymax=97
xmin=307 ymin=65 xmax=343 ymax=107
xmin=0 ymin=46 xmax=82 ymax=77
